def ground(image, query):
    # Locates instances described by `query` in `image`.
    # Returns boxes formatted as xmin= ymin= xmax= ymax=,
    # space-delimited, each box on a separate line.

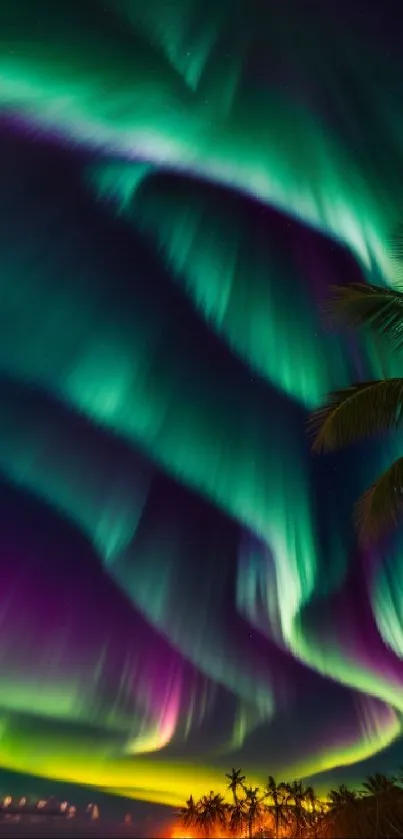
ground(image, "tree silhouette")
xmin=228 ymin=798 xmax=247 ymax=837
xmin=198 ymin=791 xmax=227 ymax=838
xmin=244 ymin=786 xmax=264 ymax=839
xmin=328 ymin=783 xmax=359 ymax=808
xmin=305 ymin=785 xmax=324 ymax=839
xmin=309 ymin=276 xmax=403 ymax=544
xmin=226 ymin=767 xmax=246 ymax=806
xmin=362 ymin=773 xmax=399 ymax=838
xmin=284 ymin=780 xmax=307 ymax=839
xmin=264 ymin=776 xmax=287 ymax=839
xmin=178 ymin=767 xmax=403 ymax=838
xmin=362 ymin=773 xmax=397 ymax=796
xmin=178 ymin=794 xmax=200 ymax=833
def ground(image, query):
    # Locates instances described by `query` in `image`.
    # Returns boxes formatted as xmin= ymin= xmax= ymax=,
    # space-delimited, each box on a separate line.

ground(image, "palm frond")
xmin=355 ymin=457 xmax=403 ymax=544
xmin=326 ymin=282 xmax=403 ymax=346
xmin=308 ymin=379 xmax=403 ymax=452
xmin=391 ymin=225 xmax=403 ymax=283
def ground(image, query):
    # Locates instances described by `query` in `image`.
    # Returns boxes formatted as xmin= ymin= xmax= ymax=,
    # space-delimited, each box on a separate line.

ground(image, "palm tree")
xmin=226 ymin=768 xmax=246 ymax=806
xmin=305 ymin=785 xmax=323 ymax=838
xmin=198 ymin=791 xmax=228 ymax=838
xmin=228 ymin=798 xmax=247 ymax=837
xmin=284 ymin=780 xmax=307 ymax=839
xmin=328 ymin=783 xmax=359 ymax=810
xmin=179 ymin=767 xmax=403 ymax=838
xmin=327 ymin=783 xmax=370 ymax=839
xmin=309 ymin=280 xmax=403 ymax=543
xmin=178 ymin=794 xmax=200 ymax=833
xmin=263 ymin=776 xmax=286 ymax=839
xmin=362 ymin=772 xmax=397 ymax=796
xmin=361 ymin=773 xmax=400 ymax=838
xmin=244 ymin=786 xmax=264 ymax=839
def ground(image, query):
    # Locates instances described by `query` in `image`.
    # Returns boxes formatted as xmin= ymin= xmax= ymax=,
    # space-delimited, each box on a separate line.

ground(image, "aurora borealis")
xmin=2 ymin=0 xmax=403 ymax=818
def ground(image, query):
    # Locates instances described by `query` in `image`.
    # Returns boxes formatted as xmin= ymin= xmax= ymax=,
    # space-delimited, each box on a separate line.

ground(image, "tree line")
xmin=178 ymin=768 xmax=403 ymax=838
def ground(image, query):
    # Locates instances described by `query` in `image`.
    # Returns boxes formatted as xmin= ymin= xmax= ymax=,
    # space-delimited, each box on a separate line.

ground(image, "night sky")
xmin=1 ymin=0 xmax=403 ymax=822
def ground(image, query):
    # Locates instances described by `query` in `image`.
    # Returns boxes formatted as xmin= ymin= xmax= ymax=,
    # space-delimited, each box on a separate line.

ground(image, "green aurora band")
xmin=0 ymin=0 xmax=403 ymax=810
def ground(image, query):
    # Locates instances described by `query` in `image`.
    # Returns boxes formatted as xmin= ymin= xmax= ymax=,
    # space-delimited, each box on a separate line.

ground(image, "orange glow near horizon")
xmin=167 ymin=823 xmax=321 ymax=839
xmin=167 ymin=816 xmax=267 ymax=839
xmin=169 ymin=826 xmax=241 ymax=839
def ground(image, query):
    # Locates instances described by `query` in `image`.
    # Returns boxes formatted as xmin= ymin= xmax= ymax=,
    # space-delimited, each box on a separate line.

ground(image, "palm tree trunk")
xmin=295 ymin=805 xmax=302 ymax=839
xmin=275 ymin=806 xmax=279 ymax=839
xmin=375 ymin=793 xmax=380 ymax=838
